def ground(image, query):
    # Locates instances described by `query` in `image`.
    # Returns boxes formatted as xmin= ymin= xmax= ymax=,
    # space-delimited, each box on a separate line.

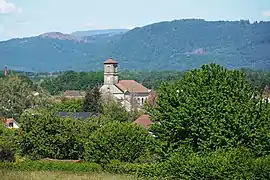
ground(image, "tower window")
xmin=106 ymin=65 xmax=110 ymax=72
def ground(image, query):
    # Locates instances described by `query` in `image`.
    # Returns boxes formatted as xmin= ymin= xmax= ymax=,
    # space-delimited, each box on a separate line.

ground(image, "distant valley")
xmin=0 ymin=19 xmax=269 ymax=72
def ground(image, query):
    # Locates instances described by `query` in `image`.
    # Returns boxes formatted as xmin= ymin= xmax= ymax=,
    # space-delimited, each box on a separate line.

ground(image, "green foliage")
xmin=99 ymin=98 xmax=142 ymax=124
xmin=242 ymin=68 xmax=270 ymax=92
xmin=0 ymin=160 xmax=102 ymax=172
xmin=162 ymin=148 xmax=254 ymax=179
xmin=0 ymin=125 xmax=16 ymax=162
xmin=0 ymin=75 xmax=50 ymax=118
xmin=99 ymin=99 xmax=130 ymax=123
xmin=0 ymin=124 xmax=14 ymax=148
xmin=84 ymin=122 xmax=155 ymax=164
xmin=40 ymin=71 xmax=103 ymax=95
xmin=105 ymin=148 xmax=270 ymax=179
xmin=52 ymin=98 xmax=83 ymax=112
xmin=16 ymin=109 xmax=99 ymax=160
xmin=148 ymin=63 xmax=270 ymax=156
xmin=83 ymin=86 xmax=101 ymax=113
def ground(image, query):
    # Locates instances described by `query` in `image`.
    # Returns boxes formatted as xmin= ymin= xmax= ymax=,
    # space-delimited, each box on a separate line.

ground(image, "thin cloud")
xmin=0 ymin=0 xmax=20 ymax=14
xmin=263 ymin=10 xmax=270 ymax=18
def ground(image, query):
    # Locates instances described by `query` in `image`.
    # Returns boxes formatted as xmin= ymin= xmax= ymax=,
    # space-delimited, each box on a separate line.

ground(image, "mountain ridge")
xmin=0 ymin=19 xmax=269 ymax=72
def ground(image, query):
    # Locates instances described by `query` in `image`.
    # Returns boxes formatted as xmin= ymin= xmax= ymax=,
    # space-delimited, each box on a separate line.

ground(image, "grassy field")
xmin=0 ymin=171 xmax=140 ymax=180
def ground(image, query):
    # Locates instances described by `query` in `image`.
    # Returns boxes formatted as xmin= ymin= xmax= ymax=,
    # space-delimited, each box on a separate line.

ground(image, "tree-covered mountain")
xmin=70 ymin=29 xmax=129 ymax=37
xmin=0 ymin=19 xmax=269 ymax=72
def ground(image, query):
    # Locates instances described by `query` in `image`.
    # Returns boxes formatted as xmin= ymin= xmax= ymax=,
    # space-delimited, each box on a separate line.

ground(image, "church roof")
xmin=104 ymin=58 xmax=118 ymax=64
xmin=116 ymin=80 xmax=149 ymax=93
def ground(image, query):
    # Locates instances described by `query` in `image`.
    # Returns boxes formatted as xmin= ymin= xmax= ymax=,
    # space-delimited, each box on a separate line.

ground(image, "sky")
xmin=0 ymin=0 xmax=270 ymax=40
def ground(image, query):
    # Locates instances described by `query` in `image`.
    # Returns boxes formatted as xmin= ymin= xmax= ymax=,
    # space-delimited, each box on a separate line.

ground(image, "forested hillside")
xmin=0 ymin=19 xmax=269 ymax=72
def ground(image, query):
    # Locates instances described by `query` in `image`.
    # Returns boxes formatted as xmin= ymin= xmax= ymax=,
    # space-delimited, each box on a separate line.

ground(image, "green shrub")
xmin=105 ymin=148 xmax=270 ymax=179
xmin=162 ymin=148 xmax=254 ymax=179
xmin=0 ymin=147 xmax=15 ymax=162
xmin=16 ymin=109 xmax=99 ymax=160
xmin=0 ymin=160 xmax=102 ymax=172
xmin=0 ymin=124 xmax=16 ymax=162
xmin=52 ymin=98 xmax=83 ymax=112
xmin=84 ymin=122 xmax=156 ymax=164
xmin=252 ymin=155 xmax=270 ymax=179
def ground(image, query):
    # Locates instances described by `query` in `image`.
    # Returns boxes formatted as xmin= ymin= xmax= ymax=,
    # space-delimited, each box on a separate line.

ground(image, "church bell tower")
xmin=104 ymin=58 xmax=118 ymax=85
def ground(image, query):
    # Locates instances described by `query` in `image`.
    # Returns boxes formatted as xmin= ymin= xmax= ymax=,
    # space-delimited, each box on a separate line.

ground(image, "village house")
xmin=5 ymin=118 xmax=19 ymax=129
xmin=100 ymin=58 xmax=152 ymax=111
xmin=63 ymin=90 xmax=86 ymax=99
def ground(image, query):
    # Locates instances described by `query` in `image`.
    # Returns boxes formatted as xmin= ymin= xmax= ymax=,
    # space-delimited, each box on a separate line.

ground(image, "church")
xmin=100 ymin=58 xmax=151 ymax=111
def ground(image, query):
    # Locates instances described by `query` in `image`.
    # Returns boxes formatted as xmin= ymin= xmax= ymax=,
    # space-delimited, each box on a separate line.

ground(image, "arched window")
xmin=141 ymin=98 xmax=144 ymax=105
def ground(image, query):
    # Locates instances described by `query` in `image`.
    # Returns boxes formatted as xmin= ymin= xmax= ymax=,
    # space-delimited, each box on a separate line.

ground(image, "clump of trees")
xmin=84 ymin=122 xmax=155 ymax=164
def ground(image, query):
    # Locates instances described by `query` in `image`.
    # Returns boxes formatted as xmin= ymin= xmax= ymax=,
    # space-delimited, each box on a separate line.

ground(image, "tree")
xmin=83 ymin=86 xmax=101 ymax=113
xmin=52 ymin=98 xmax=83 ymax=112
xmin=99 ymin=97 xmax=130 ymax=123
xmin=84 ymin=121 xmax=155 ymax=163
xmin=0 ymin=75 xmax=49 ymax=118
xmin=147 ymin=63 xmax=270 ymax=156
xmin=16 ymin=108 xmax=99 ymax=160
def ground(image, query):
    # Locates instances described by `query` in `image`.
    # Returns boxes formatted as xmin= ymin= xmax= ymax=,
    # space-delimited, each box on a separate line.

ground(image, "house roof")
xmin=5 ymin=118 xmax=19 ymax=127
xmin=5 ymin=118 xmax=15 ymax=126
xmin=134 ymin=114 xmax=153 ymax=129
xmin=57 ymin=112 xmax=99 ymax=119
xmin=104 ymin=58 xmax=118 ymax=64
xmin=116 ymin=80 xmax=149 ymax=93
xmin=63 ymin=90 xmax=86 ymax=97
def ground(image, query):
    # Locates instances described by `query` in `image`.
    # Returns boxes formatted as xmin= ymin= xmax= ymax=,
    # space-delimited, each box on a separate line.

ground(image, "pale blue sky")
xmin=0 ymin=0 xmax=270 ymax=40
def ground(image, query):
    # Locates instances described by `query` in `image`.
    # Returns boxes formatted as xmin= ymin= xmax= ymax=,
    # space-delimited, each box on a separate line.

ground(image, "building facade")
xmin=100 ymin=58 xmax=151 ymax=111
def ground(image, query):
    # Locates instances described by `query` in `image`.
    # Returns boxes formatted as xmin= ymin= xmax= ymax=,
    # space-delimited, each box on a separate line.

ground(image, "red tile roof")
xmin=134 ymin=114 xmax=153 ymax=129
xmin=116 ymin=80 xmax=149 ymax=93
xmin=104 ymin=58 xmax=118 ymax=64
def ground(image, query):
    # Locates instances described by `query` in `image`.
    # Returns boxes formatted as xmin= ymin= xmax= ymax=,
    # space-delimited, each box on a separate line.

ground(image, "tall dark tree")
xmin=83 ymin=86 xmax=101 ymax=113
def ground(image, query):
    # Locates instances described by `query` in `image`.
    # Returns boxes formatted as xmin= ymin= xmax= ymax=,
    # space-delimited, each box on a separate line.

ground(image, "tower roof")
xmin=104 ymin=58 xmax=118 ymax=64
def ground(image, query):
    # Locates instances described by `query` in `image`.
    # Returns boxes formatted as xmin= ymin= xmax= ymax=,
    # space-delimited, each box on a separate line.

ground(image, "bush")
xmin=84 ymin=122 xmax=156 ymax=164
xmin=0 ymin=124 xmax=16 ymax=162
xmin=0 ymin=147 xmax=15 ymax=162
xmin=105 ymin=148 xmax=270 ymax=179
xmin=52 ymin=98 xmax=83 ymax=112
xmin=148 ymin=64 xmax=270 ymax=156
xmin=252 ymin=155 xmax=270 ymax=179
xmin=16 ymin=109 xmax=99 ymax=160
xmin=161 ymin=148 xmax=254 ymax=179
